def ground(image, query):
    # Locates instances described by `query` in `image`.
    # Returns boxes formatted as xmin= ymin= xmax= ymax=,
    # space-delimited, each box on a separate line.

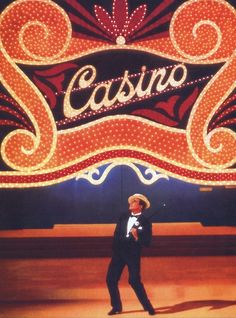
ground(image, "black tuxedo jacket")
xmin=112 ymin=213 xmax=152 ymax=252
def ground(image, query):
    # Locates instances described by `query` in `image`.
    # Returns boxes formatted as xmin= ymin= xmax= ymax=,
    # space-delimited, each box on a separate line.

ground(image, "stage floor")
xmin=0 ymin=256 xmax=236 ymax=318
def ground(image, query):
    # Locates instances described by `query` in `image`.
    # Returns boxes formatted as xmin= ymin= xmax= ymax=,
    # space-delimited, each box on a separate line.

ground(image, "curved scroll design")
xmin=187 ymin=55 xmax=236 ymax=168
xmin=170 ymin=0 xmax=236 ymax=61
xmin=170 ymin=0 xmax=236 ymax=168
xmin=75 ymin=162 xmax=169 ymax=185
xmin=0 ymin=0 xmax=72 ymax=171
xmin=0 ymin=0 xmax=72 ymax=63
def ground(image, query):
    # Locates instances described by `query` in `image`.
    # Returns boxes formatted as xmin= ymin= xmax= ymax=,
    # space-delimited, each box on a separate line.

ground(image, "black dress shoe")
xmin=107 ymin=308 xmax=122 ymax=315
xmin=147 ymin=307 xmax=156 ymax=315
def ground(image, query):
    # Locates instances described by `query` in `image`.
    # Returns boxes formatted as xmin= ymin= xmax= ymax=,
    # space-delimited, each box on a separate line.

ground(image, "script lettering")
xmin=63 ymin=63 xmax=188 ymax=118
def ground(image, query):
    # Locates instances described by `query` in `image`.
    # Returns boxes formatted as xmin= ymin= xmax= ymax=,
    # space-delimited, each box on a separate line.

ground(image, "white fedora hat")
xmin=128 ymin=193 xmax=150 ymax=209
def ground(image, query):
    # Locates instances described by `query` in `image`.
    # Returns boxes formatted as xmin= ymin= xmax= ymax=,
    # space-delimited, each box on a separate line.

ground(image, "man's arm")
xmin=130 ymin=215 xmax=152 ymax=246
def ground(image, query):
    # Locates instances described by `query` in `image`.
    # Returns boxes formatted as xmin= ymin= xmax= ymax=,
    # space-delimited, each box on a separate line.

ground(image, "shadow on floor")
xmin=156 ymin=300 xmax=236 ymax=314
xmin=0 ymin=299 xmax=236 ymax=316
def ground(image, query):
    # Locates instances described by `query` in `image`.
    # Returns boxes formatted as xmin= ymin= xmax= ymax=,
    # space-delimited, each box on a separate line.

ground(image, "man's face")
xmin=129 ymin=198 xmax=142 ymax=214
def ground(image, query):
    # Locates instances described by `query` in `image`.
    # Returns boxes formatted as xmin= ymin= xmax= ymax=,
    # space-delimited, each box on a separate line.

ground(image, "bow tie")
xmin=131 ymin=213 xmax=141 ymax=217
xmin=130 ymin=214 xmax=141 ymax=218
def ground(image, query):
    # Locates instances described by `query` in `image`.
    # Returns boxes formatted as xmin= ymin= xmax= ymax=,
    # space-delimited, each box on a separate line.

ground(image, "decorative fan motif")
xmin=0 ymin=93 xmax=33 ymax=132
xmin=32 ymin=63 xmax=78 ymax=109
xmin=132 ymin=87 xmax=199 ymax=127
xmin=66 ymin=0 xmax=172 ymax=43
xmin=209 ymin=93 xmax=236 ymax=131
xmin=94 ymin=0 xmax=147 ymax=44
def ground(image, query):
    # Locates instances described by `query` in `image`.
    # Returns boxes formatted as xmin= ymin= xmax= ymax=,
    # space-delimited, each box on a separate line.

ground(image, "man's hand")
xmin=130 ymin=228 xmax=138 ymax=241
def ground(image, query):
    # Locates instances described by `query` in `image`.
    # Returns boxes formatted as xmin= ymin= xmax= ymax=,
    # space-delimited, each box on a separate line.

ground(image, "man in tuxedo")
xmin=106 ymin=193 xmax=155 ymax=316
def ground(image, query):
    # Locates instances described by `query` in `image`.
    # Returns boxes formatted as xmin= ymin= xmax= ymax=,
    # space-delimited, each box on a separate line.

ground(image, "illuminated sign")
xmin=0 ymin=0 xmax=235 ymax=187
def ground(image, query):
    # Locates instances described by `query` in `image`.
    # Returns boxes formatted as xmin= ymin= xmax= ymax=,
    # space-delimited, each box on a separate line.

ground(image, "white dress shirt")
xmin=126 ymin=213 xmax=141 ymax=237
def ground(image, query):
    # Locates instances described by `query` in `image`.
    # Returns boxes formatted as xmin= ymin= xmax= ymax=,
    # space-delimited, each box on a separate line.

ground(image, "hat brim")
xmin=128 ymin=194 xmax=150 ymax=209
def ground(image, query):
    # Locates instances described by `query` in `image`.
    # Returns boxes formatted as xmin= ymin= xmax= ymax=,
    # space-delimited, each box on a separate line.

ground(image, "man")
xmin=106 ymin=193 xmax=155 ymax=316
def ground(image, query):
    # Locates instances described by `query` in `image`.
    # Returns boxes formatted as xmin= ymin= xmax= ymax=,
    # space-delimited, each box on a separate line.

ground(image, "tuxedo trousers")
xmin=106 ymin=247 xmax=153 ymax=310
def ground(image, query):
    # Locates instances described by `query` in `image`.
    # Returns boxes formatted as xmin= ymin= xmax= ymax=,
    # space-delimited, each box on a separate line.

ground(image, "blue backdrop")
xmin=0 ymin=165 xmax=235 ymax=229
